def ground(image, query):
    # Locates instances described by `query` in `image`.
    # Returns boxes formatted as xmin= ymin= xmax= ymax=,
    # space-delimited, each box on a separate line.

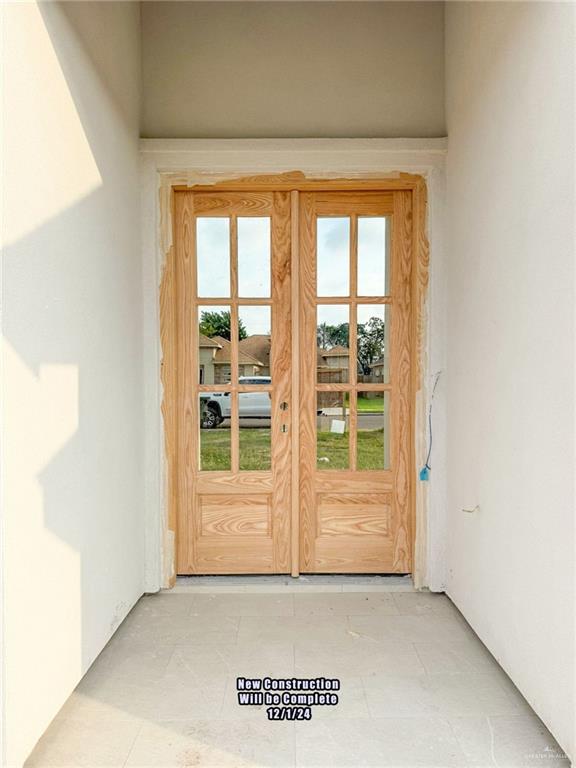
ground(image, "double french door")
xmin=171 ymin=184 xmax=415 ymax=575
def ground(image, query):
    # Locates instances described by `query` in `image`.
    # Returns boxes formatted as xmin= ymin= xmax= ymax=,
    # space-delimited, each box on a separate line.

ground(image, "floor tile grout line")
xmin=411 ymin=641 xmax=429 ymax=675
xmin=163 ymin=642 xmax=179 ymax=673
xmin=443 ymin=716 xmax=476 ymax=768
xmin=486 ymin=714 xmax=500 ymax=767
xmin=121 ymin=721 xmax=144 ymax=768
xmin=219 ymin=673 xmax=231 ymax=719
xmin=352 ymin=621 xmax=373 ymax=720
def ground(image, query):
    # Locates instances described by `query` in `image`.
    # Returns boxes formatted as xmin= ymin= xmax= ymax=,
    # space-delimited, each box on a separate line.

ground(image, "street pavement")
xmin=217 ymin=413 xmax=383 ymax=430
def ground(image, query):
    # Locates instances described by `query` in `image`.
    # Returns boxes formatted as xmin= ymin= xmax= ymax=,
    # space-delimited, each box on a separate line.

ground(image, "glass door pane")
xmin=357 ymin=216 xmax=390 ymax=296
xmin=317 ymin=217 xmax=350 ymax=296
xmin=317 ymin=392 xmax=349 ymax=470
xmin=238 ymin=217 xmax=271 ymax=297
xmin=317 ymin=305 xmax=350 ymax=384
xmin=196 ymin=218 xmax=230 ymax=297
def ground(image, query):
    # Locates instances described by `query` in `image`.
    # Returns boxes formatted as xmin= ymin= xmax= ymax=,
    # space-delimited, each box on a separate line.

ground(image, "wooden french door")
xmin=172 ymin=184 xmax=415 ymax=575
xmin=298 ymin=191 xmax=413 ymax=572
xmin=174 ymin=190 xmax=292 ymax=574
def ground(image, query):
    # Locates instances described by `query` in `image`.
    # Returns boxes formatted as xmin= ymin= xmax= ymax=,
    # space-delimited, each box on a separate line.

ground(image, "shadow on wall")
xmin=3 ymin=2 xmax=143 ymax=763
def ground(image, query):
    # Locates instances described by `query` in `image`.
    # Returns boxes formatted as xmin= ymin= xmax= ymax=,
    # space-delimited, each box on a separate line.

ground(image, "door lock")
xmin=280 ymin=401 xmax=289 ymax=411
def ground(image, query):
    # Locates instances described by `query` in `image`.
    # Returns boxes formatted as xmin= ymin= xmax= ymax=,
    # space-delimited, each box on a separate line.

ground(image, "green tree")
xmin=317 ymin=322 xmax=331 ymax=349
xmin=357 ymin=316 xmax=385 ymax=373
xmin=199 ymin=310 xmax=247 ymax=341
xmin=316 ymin=322 xmax=349 ymax=349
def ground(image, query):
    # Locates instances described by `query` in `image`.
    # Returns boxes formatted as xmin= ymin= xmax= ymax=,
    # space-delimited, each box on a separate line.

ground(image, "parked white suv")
xmin=200 ymin=376 xmax=271 ymax=428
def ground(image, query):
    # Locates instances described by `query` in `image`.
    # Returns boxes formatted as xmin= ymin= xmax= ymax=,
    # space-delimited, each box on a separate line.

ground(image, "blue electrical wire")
xmin=419 ymin=371 xmax=442 ymax=481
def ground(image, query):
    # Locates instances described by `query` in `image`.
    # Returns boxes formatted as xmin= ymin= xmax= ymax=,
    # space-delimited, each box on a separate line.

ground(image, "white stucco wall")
xmin=1 ymin=3 xmax=143 ymax=765
xmin=445 ymin=2 xmax=575 ymax=758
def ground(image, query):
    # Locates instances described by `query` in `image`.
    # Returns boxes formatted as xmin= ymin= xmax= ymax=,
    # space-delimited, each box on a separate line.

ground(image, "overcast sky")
xmin=196 ymin=215 xmax=389 ymax=332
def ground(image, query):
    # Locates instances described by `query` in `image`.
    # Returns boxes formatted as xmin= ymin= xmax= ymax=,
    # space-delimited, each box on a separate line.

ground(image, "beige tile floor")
xmin=26 ymin=587 xmax=570 ymax=768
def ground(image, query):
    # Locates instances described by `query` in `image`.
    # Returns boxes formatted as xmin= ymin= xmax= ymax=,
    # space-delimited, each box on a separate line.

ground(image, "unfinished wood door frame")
xmin=161 ymin=171 xmax=429 ymax=582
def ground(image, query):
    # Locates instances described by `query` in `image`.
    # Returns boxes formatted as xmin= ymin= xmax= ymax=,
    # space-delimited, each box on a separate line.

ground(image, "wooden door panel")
xmin=313 ymin=192 xmax=394 ymax=216
xmin=314 ymin=472 xmax=392 ymax=493
xmin=195 ymin=472 xmax=274 ymax=494
xmin=192 ymin=192 xmax=273 ymax=215
xmin=194 ymin=543 xmax=275 ymax=574
xmin=313 ymin=539 xmax=395 ymax=572
xmin=317 ymin=493 xmax=391 ymax=537
xmin=199 ymin=495 xmax=271 ymax=537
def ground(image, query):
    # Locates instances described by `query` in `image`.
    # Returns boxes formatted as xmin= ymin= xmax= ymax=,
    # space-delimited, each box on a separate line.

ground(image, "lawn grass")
xmin=316 ymin=430 xmax=348 ymax=469
xmin=239 ymin=429 xmax=271 ymax=471
xmin=200 ymin=427 xmax=386 ymax=471
xmin=344 ymin=394 xmax=385 ymax=412
xmin=200 ymin=428 xmax=271 ymax=471
xmin=356 ymin=429 xmax=388 ymax=471
xmin=317 ymin=429 xmax=386 ymax=470
xmin=200 ymin=429 xmax=231 ymax=471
